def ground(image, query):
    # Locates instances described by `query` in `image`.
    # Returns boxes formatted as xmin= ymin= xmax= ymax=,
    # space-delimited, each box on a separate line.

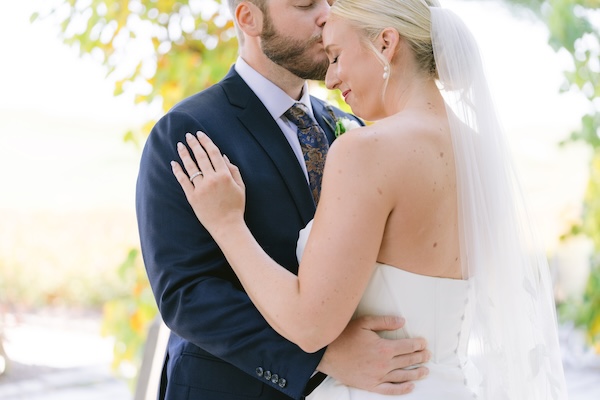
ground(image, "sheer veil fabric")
xmin=430 ymin=6 xmax=567 ymax=399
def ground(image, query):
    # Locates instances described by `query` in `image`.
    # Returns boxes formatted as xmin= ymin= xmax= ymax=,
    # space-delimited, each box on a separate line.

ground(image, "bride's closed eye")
xmin=330 ymin=55 xmax=339 ymax=64
xmin=295 ymin=1 xmax=315 ymax=9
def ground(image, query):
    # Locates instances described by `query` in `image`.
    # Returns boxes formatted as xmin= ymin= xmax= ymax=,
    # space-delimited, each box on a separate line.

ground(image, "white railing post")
xmin=134 ymin=316 xmax=170 ymax=400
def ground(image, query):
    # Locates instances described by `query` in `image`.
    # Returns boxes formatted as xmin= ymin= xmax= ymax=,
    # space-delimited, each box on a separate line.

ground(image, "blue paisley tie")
xmin=284 ymin=103 xmax=330 ymax=204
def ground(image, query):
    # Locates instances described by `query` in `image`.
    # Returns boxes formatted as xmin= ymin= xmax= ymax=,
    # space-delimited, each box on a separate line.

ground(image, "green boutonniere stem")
xmin=335 ymin=119 xmax=346 ymax=138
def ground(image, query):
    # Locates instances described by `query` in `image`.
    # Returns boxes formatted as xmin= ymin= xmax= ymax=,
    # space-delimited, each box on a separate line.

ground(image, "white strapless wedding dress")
xmin=297 ymin=221 xmax=478 ymax=400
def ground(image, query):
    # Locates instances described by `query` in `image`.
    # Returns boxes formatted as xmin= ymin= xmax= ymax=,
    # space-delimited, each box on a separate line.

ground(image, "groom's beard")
xmin=260 ymin=13 xmax=329 ymax=81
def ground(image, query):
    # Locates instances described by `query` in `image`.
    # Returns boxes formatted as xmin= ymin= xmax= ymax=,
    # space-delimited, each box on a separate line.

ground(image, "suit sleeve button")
xmin=264 ymin=370 xmax=272 ymax=380
xmin=278 ymin=378 xmax=287 ymax=388
xmin=271 ymin=374 xmax=279 ymax=384
xmin=256 ymin=367 xmax=264 ymax=377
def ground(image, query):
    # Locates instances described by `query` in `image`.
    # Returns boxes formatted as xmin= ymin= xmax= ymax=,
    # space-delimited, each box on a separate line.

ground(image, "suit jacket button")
xmin=264 ymin=370 xmax=272 ymax=380
xmin=256 ymin=367 xmax=264 ymax=377
xmin=278 ymin=378 xmax=287 ymax=388
xmin=271 ymin=374 xmax=279 ymax=384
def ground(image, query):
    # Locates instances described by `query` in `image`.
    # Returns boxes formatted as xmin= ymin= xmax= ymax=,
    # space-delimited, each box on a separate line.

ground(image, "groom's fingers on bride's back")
xmin=356 ymin=315 xmax=405 ymax=331
xmin=392 ymin=342 xmax=430 ymax=370
xmin=395 ymin=337 xmax=428 ymax=356
xmin=386 ymin=365 xmax=429 ymax=383
xmin=374 ymin=381 xmax=415 ymax=396
xmin=373 ymin=365 xmax=429 ymax=395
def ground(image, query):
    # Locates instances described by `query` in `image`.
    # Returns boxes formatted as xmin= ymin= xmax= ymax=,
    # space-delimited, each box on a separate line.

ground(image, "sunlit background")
xmin=0 ymin=0 xmax=598 ymax=398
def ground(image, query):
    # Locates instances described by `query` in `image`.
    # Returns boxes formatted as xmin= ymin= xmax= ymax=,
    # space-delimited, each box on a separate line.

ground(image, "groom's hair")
xmin=227 ymin=0 xmax=266 ymax=12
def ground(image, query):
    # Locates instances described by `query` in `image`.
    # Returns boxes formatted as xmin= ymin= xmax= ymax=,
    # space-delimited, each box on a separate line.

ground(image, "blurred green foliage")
xmin=503 ymin=0 xmax=600 ymax=351
xmin=541 ymin=0 xmax=600 ymax=352
xmin=32 ymin=0 xmax=240 ymax=385
xmin=560 ymin=151 xmax=600 ymax=352
xmin=101 ymin=249 xmax=157 ymax=386
xmin=31 ymin=0 xmax=239 ymax=145
xmin=503 ymin=1 xmax=599 ymax=143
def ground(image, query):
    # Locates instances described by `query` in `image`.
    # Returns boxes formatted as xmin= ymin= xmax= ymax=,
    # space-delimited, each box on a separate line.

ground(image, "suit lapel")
xmin=311 ymin=98 xmax=337 ymax=145
xmin=221 ymin=68 xmax=316 ymax=223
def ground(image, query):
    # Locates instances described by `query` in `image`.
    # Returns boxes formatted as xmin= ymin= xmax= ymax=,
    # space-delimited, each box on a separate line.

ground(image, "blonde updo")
xmin=330 ymin=0 xmax=440 ymax=80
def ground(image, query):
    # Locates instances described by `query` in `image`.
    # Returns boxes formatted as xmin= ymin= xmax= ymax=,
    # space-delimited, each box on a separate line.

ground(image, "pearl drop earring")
xmin=383 ymin=65 xmax=390 ymax=80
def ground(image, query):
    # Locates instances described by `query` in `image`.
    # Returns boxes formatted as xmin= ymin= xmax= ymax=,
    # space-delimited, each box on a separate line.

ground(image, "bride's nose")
xmin=325 ymin=67 xmax=340 ymax=90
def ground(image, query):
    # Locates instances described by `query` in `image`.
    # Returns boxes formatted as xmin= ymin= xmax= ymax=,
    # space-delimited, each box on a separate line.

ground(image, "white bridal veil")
xmin=430 ymin=6 xmax=568 ymax=399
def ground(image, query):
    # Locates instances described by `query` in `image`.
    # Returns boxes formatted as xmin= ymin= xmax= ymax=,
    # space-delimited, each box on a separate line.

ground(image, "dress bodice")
xmin=297 ymin=221 xmax=477 ymax=399
xmin=356 ymin=264 xmax=472 ymax=366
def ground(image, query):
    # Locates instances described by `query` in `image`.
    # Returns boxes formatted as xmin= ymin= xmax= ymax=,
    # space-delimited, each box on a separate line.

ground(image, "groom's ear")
xmin=236 ymin=1 xmax=263 ymax=37
xmin=378 ymin=27 xmax=400 ymax=62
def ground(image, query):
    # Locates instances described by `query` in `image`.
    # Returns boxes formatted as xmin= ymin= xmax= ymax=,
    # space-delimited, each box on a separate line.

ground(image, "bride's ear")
xmin=378 ymin=27 xmax=400 ymax=62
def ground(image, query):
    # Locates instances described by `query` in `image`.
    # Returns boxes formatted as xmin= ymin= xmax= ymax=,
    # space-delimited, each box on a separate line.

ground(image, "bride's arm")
xmin=172 ymin=130 xmax=394 ymax=352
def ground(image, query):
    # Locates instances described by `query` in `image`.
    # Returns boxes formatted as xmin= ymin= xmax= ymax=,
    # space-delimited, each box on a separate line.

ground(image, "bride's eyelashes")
xmin=295 ymin=1 xmax=315 ymax=9
xmin=330 ymin=55 xmax=339 ymax=64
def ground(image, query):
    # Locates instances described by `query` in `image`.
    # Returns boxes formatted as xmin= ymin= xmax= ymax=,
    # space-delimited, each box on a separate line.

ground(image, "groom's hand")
xmin=316 ymin=315 xmax=430 ymax=395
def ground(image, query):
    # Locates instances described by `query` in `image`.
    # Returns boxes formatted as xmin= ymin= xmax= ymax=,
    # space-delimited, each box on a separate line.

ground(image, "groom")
xmin=136 ymin=0 xmax=429 ymax=399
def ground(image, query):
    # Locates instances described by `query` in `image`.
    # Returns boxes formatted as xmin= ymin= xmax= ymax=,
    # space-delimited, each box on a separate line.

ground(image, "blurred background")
xmin=0 ymin=0 xmax=598 ymax=399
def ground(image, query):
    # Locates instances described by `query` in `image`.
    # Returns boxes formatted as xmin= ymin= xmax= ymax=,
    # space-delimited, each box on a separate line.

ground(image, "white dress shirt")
xmin=235 ymin=57 xmax=315 ymax=182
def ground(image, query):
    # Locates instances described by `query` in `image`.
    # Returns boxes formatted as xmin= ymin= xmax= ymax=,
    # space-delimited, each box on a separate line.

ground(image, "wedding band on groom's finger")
xmin=189 ymin=170 xmax=203 ymax=182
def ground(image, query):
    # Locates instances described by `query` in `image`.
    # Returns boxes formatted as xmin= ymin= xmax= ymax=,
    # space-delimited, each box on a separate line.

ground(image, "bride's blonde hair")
xmin=330 ymin=0 xmax=440 ymax=81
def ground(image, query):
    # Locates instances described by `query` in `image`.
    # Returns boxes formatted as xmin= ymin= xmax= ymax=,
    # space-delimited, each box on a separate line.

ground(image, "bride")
xmin=171 ymin=0 xmax=567 ymax=398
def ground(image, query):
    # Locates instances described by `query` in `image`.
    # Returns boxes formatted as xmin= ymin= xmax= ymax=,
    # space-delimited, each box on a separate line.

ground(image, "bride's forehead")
xmin=323 ymin=16 xmax=350 ymax=43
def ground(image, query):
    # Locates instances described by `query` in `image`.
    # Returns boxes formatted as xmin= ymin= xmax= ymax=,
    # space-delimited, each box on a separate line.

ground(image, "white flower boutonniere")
xmin=334 ymin=117 xmax=361 ymax=137
xmin=324 ymin=105 xmax=361 ymax=137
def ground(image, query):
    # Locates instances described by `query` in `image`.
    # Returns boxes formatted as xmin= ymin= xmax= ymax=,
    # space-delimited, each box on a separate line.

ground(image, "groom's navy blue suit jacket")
xmin=136 ymin=66 xmax=361 ymax=399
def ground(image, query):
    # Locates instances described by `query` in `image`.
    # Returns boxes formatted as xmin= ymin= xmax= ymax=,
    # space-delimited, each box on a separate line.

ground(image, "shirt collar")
xmin=234 ymin=57 xmax=314 ymax=120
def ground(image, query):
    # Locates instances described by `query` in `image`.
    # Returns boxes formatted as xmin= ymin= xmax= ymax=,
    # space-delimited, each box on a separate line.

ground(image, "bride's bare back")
xmin=374 ymin=108 xmax=461 ymax=280
xmin=311 ymin=92 xmax=461 ymax=287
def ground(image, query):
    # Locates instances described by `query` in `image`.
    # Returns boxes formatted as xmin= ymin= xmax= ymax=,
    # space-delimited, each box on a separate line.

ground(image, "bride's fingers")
xmin=195 ymin=131 xmax=229 ymax=173
xmin=224 ymin=155 xmax=245 ymax=190
xmin=185 ymin=132 xmax=214 ymax=176
xmin=177 ymin=141 xmax=203 ymax=180
xmin=170 ymin=161 xmax=195 ymax=196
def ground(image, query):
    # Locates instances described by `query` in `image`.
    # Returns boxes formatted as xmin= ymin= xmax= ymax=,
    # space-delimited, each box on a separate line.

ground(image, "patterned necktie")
xmin=284 ymin=103 xmax=330 ymax=204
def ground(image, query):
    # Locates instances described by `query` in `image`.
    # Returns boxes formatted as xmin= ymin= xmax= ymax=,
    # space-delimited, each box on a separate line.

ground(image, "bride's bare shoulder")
xmin=384 ymin=110 xmax=449 ymax=140
xmin=323 ymin=110 xmax=454 ymax=209
xmin=331 ymin=110 xmax=450 ymax=157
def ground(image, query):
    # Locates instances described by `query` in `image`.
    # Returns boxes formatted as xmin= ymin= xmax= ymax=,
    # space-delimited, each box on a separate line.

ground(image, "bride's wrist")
xmin=210 ymin=216 xmax=247 ymax=245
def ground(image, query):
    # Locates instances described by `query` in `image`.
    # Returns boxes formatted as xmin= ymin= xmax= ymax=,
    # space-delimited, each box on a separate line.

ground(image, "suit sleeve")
xmin=136 ymin=110 xmax=325 ymax=399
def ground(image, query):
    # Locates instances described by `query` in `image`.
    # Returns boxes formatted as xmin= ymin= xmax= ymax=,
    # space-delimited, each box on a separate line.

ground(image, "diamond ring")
xmin=189 ymin=171 xmax=203 ymax=182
